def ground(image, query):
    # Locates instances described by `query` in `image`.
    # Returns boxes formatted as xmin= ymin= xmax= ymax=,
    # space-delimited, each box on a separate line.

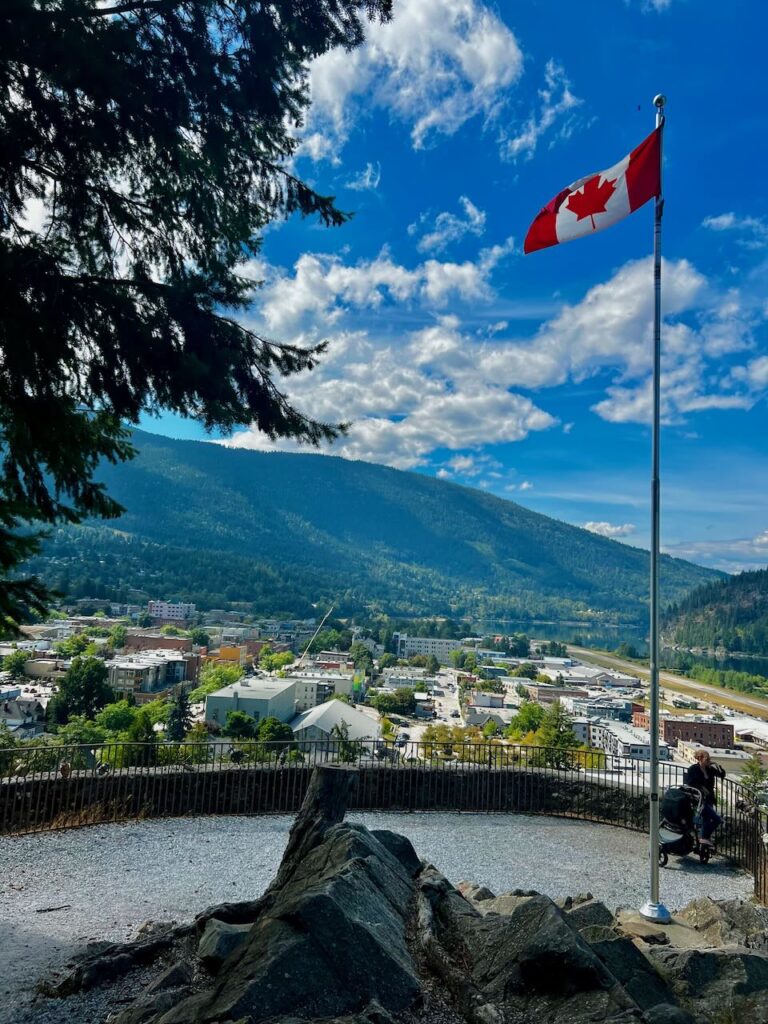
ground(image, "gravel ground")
xmin=0 ymin=813 xmax=753 ymax=1022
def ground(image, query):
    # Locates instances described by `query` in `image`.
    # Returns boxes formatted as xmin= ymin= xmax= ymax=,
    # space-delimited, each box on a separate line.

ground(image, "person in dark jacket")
xmin=684 ymin=749 xmax=726 ymax=845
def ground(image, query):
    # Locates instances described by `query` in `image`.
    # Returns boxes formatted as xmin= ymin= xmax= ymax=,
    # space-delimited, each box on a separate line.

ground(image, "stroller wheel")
xmin=699 ymin=845 xmax=711 ymax=864
xmin=658 ymin=848 xmax=668 ymax=868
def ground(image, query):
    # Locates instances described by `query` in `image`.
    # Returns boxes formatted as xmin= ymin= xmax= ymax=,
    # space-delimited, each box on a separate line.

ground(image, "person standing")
xmin=684 ymin=749 xmax=726 ymax=846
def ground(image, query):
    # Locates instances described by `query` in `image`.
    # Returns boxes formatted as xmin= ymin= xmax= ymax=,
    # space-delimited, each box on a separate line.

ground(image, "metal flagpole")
xmin=640 ymin=94 xmax=670 ymax=924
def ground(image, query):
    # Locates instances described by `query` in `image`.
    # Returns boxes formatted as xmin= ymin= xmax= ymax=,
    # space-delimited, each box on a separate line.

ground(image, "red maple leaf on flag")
xmin=566 ymin=175 xmax=617 ymax=230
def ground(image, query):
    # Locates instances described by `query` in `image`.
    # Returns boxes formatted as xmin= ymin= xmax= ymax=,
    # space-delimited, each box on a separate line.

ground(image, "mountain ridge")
xmin=26 ymin=429 xmax=723 ymax=621
xmin=663 ymin=568 xmax=768 ymax=654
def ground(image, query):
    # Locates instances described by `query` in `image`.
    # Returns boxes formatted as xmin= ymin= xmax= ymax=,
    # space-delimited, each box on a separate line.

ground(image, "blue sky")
xmin=144 ymin=0 xmax=768 ymax=574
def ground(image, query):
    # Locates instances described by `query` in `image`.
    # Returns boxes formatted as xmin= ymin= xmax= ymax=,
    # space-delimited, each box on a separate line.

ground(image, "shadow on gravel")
xmin=664 ymin=856 xmax=744 ymax=879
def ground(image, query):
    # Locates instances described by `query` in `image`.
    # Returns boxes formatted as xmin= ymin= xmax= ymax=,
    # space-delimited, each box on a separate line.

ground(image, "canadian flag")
xmin=523 ymin=128 xmax=661 ymax=254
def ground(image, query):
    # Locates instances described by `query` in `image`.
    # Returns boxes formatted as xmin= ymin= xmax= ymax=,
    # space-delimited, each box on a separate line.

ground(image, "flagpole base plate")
xmin=640 ymin=901 xmax=672 ymax=924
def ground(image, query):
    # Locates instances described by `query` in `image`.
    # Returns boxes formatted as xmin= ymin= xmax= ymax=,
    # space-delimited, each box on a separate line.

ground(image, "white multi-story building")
xmin=381 ymin=668 xmax=429 ymax=690
xmin=588 ymin=718 xmax=671 ymax=761
xmin=392 ymin=634 xmax=461 ymax=663
xmin=282 ymin=670 xmax=356 ymax=702
xmin=147 ymin=600 xmax=196 ymax=622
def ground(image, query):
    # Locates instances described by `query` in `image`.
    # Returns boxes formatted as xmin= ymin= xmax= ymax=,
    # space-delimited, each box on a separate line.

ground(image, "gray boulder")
xmin=421 ymin=879 xmax=639 ymax=1022
xmin=197 ymin=919 xmax=252 ymax=972
xmin=145 ymin=961 xmax=193 ymax=995
xmin=111 ymin=989 xmax=189 ymax=1024
xmin=650 ymin=945 xmax=768 ymax=1024
xmin=643 ymin=1006 xmax=695 ymax=1024
xmin=586 ymin=932 xmax=675 ymax=1011
xmin=565 ymin=899 xmax=616 ymax=931
xmin=156 ymin=822 xmax=422 ymax=1023
xmin=457 ymin=880 xmax=496 ymax=902
xmin=369 ymin=829 xmax=421 ymax=877
xmin=678 ymin=897 xmax=768 ymax=950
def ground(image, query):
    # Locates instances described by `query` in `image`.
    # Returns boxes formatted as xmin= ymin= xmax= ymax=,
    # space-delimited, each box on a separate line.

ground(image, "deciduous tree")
xmin=2 ymin=648 xmax=29 ymax=679
xmin=48 ymin=655 xmax=113 ymax=724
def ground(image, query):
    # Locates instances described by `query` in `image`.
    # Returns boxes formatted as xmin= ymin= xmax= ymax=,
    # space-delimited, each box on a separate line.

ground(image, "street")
xmin=568 ymin=645 xmax=768 ymax=721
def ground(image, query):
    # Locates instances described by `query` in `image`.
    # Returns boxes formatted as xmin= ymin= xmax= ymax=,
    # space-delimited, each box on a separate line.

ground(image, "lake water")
xmin=476 ymin=619 xmax=768 ymax=680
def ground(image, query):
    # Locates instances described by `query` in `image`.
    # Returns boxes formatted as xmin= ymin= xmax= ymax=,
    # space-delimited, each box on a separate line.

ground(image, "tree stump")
xmin=196 ymin=765 xmax=358 ymax=929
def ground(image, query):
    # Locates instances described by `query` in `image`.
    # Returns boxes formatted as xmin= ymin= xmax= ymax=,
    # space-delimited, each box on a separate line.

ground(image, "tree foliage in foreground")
xmin=0 ymin=0 xmax=392 ymax=632
xmin=48 ymin=655 xmax=113 ymax=724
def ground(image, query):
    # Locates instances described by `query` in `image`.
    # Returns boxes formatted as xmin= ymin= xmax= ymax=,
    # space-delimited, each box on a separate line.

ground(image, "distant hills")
xmin=26 ymin=429 xmax=722 ymax=622
xmin=663 ymin=568 xmax=768 ymax=654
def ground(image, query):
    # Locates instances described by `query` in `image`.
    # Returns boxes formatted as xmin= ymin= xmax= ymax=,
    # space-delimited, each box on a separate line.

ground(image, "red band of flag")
xmin=523 ymin=127 xmax=662 ymax=254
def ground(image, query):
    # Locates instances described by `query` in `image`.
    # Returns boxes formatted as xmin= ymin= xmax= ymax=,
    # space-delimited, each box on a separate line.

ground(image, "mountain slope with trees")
xmin=663 ymin=569 xmax=768 ymax=653
xmin=25 ymin=430 xmax=722 ymax=622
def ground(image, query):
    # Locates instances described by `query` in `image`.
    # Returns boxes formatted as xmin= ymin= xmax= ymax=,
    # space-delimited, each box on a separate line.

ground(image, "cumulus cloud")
xmin=500 ymin=60 xmax=582 ymax=162
xmin=300 ymin=0 xmax=523 ymax=159
xmin=702 ymin=212 xmax=768 ymax=249
xmin=584 ymin=521 xmax=636 ymax=539
xmin=228 ymin=382 xmax=555 ymax=470
xmin=224 ymin=243 xmax=767 ymax=473
xmin=411 ymin=196 xmax=486 ymax=253
xmin=255 ymin=240 xmax=514 ymax=335
xmin=465 ymin=255 xmax=765 ymax=426
xmin=225 ymin=245 xmax=556 ymax=469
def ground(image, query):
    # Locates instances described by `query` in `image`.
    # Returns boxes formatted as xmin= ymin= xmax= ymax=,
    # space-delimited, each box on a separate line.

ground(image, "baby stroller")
xmin=658 ymin=784 xmax=711 ymax=866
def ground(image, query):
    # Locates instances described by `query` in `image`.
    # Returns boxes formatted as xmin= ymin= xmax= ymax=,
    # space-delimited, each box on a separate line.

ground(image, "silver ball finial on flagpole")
xmin=653 ymin=94 xmax=666 ymax=108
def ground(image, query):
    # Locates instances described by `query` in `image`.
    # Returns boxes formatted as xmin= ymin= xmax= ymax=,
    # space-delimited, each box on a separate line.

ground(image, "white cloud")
xmin=225 ymin=244 xmax=767 ymax=473
xmin=519 ymin=480 xmax=533 ymax=491
xmin=437 ymin=452 xmax=503 ymax=479
xmin=584 ymin=521 xmax=636 ymax=538
xmin=229 ymin=385 xmax=555 ymax=470
xmin=730 ymin=355 xmax=768 ymax=390
xmin=346 ymin=162 xmax=382 ymax=191
xmin=300 ymin=0 xmax=527 ymax=159
xmin=664 ymin=532 xmax=768 ymax=573
xmin=255 ymin=239 xmax=515 ymax=335
xmin=702 ymin=212 xmax=768 ymax=250
xmin=412 ymin=196 xmax=486 ymax=253
xmin=446 ymin=454 xmax=483 ymax=477
xmin=465 ymin=254 xmax=766 ymax=427
xmin=500 ymin=60 xmax=582 ymax=162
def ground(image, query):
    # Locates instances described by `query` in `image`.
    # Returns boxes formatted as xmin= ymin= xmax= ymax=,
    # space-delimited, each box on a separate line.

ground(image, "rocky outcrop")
xmin=677 ymin=896 xmax=768 ymax=950
xmin=33 ymin=767 xmax=768 ymax=1024
xmin=649 ymin=946 xmax=768 ymax=1023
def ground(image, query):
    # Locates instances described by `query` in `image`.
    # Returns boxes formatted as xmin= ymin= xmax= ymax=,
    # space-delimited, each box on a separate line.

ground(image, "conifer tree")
xmin=534 ymin=700 xmax=578 ymax=769
xmin=166 ymin=687 xmax=192 ymax=743
xmin=0 ymin=1 xmax=392 ymax=631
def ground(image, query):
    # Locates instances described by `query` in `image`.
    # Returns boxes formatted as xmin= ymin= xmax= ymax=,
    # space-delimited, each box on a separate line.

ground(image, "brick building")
xmin=125 ymin=633 xmax=193 ymax=653
xmin=632 ymin=712 xmax=735 ymax=749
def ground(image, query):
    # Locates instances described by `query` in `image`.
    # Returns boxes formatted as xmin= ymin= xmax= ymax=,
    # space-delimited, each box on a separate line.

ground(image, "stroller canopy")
xmin=661 ymin=786 xmax=696 ymax=831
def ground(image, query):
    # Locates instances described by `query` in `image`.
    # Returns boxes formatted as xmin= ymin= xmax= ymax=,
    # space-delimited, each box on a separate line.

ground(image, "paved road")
xmin=396 ymin=669 xmax=464 ymax=745
xmin=568 ymin=645 xmax=768 ymax=720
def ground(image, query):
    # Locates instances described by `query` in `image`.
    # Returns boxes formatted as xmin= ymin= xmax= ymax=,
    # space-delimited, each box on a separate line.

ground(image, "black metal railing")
xmin=2 ymin=738 xmax=766 ymax=901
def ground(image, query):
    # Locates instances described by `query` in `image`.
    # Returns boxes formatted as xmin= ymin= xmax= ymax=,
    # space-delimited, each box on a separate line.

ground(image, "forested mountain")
xmin=26 ymin=430 xmax=721 ymax=622
xmin=663 ymin=569 xmax=768 ymax=653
